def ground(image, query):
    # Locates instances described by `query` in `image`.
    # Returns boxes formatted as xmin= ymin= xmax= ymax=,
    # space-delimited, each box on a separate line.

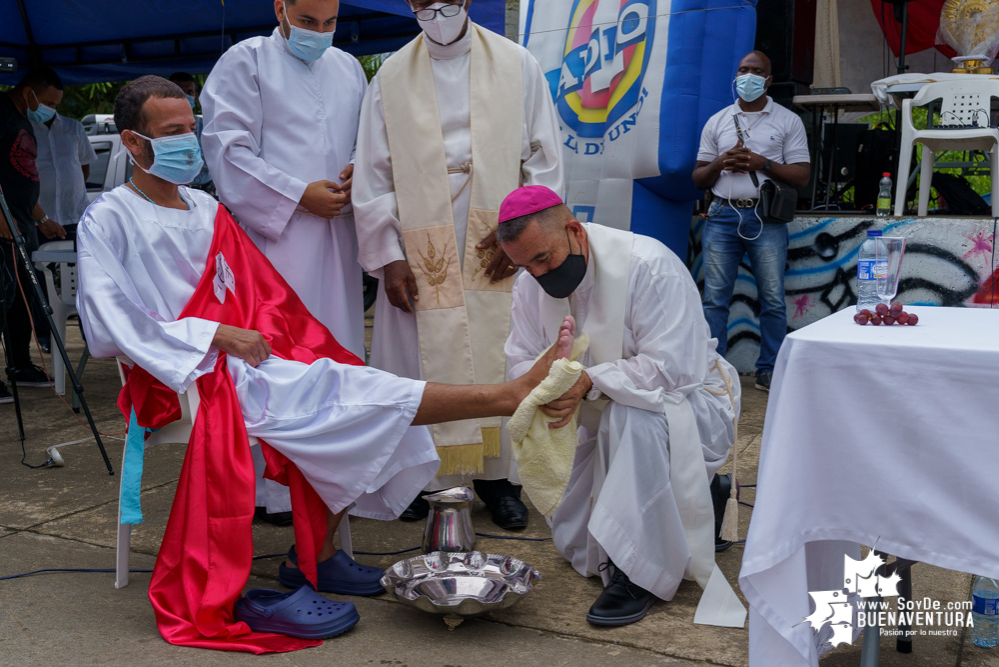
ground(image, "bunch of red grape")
xmin=854 ymin=302 xmax=918 ymax=326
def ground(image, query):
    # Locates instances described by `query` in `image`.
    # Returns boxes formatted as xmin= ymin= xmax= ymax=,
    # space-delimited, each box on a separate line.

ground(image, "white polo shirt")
xmin=32 ymin=113 xmax=98 ymax=225
xmin=696 ymin=97 xmax=810 ymax=201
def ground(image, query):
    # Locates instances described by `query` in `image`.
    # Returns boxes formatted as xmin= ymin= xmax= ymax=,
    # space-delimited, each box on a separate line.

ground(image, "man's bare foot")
xmin=556 ymin=315 xmax=576 ymax=359
xmin=509 ymin=315 xmax=578 ymax=408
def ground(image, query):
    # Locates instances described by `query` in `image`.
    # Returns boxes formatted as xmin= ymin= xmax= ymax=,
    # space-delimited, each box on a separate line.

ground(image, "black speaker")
xmin=755 ymin=0 xmax=817 ymax=86
xmin=854 ymin=129 xmax=900 ymax=209
xmin=821 ymin=123 xmax=868 ymax=185
xmin=805 ymin=124 xmax=870 ymax=207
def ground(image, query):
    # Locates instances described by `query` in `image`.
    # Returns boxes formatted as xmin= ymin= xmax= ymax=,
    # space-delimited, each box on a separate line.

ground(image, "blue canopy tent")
xmin=0 ymin=0 xmax=505 ymax=85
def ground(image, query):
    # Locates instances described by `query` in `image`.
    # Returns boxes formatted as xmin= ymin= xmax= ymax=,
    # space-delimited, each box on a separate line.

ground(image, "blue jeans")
xmin=701 ymin=201 xmax=788 ymax=375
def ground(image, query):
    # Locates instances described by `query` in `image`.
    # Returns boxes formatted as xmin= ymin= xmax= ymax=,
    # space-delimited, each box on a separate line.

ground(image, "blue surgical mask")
xmin=27 ymin=90 xmax=56 ymax=124
xmin=284 ymin=21 xmax=335 ymax=62
xmin=735 ymin=73 xmax=767 ymax=103
xmin=128 ymin=131 xmax=204 ymax=185
xmin=186 ymin=95 xmax=196 ymax=109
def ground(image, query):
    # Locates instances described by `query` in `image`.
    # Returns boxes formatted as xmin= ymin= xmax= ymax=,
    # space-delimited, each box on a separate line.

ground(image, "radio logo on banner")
xmin=556 ymin=0 xmax=655 ymax=140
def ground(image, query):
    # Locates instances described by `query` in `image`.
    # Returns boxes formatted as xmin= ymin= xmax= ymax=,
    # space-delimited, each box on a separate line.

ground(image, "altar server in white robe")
xmin=353 ymin=0 xmax=563 ymax=529
xmin=76 ymin=77 xmax=561 ymax=601
xmin=200 ymin=0 xmax=367 ymax=521
xmin=498 ymin=186 xmax=747 ymax=628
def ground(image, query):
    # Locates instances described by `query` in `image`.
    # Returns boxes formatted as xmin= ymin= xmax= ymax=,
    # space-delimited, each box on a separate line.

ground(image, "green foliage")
xmin=59 ymin=82 xmax=129 ymax=120
xmin=358 ymin=54 xmax=386 ymax=82
xmin=855 ymin=107 xmax=992 ymax=199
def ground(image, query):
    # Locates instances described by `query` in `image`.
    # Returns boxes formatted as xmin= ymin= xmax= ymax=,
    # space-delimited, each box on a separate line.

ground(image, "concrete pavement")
xmin=0 ymin=324 xmax=994 ymax=666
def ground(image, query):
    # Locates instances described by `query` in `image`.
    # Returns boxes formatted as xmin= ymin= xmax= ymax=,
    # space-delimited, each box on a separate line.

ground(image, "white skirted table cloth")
xmin=739 ymin=306 xmax=999 ymax=666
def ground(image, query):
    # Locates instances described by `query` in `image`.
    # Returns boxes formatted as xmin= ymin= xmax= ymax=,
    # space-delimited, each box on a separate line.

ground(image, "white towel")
xmin=507 ymin=336 xmax=589 ymax=516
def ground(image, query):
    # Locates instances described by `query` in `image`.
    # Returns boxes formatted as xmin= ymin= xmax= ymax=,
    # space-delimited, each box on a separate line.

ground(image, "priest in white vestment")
xmin=76 ymin=79 xmax=561 ymax=631
xmin=498 ymin=186 xmax=747 ymax=628
xmin=200 ymin=0 xmax=367 ymax=521
xmin=353 ymin=0 xmax=563 ymax=529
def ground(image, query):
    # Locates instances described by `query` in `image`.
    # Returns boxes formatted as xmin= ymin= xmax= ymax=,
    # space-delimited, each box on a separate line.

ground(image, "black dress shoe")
xmin=399 ymin=495 xmax=430 ymax=522
xmin=487 ymin=495 xmax=528 ymax=530
xmin=473 ymin=478 xmax=529 ymax=530
xmin=586 ymin=562 xmax=657 ymax=626
xmin=254 ymin=506 xmax=293 ymax=526
xmin=711 ymin=473 xmax=735 ymax=552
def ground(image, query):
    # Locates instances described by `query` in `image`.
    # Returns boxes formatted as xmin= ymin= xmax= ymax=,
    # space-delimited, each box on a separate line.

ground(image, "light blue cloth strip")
xmin=119 ymin=408 xmax=149 ymax=525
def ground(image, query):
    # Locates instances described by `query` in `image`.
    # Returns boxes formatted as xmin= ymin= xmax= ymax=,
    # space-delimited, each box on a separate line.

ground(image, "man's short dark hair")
xmin=114 ymin=75 xmax=187 ymax=134
xmin=15 ymin=66 xmax=63 ymax=92
xmin=168 ymin=72 xmax=195 ymax=84
xmin=496 ymin=205 xmax=566 ymax=244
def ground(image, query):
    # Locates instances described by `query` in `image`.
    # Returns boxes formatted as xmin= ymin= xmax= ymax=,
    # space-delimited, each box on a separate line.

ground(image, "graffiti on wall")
xmin=688 ymin=215 xmax=998 ymax=374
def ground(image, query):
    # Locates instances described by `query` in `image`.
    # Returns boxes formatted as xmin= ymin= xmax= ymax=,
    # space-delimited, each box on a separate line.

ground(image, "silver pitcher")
xmin=422 ymin=487 xmax=476 ymax=553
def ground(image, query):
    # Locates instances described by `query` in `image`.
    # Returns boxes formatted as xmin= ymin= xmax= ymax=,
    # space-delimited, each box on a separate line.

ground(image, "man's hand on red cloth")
xmin=213 ymin=324 xmax=272 ymax=367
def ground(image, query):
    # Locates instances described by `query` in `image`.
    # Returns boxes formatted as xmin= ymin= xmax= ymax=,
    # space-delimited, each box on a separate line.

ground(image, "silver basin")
xmin=381 ymin=551 xmax=541 ymax=617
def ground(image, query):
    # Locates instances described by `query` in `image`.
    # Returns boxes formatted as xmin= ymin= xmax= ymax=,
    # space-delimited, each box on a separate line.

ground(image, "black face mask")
xmin=534 ymin=228 xmax=587 ymax=299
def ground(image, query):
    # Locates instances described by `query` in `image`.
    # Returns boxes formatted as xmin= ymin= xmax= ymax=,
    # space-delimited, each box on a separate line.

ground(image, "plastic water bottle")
xmin=972 ymin=576 xmax=999 ymax=648
xmin=876 ymin=172 xmax=892 ymax=217
xmin=856 ymin=229 xmax=886 ymax=313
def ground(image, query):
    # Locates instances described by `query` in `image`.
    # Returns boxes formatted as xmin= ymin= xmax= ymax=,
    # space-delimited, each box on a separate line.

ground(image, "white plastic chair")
xmin=114 ymin=358 xmax=352 ymax=588
xmin=895 ymin=79 xmax=999 ymax=217
xmin=32 ymin=240 xmax=77 ymax=395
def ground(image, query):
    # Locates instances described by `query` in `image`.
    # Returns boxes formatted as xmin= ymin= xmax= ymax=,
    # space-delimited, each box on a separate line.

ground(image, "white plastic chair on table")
xmin=114 ymin=358 xmax=352 ymax=589
xmin=32 ymin=240 xmax=78 ymax=395
xmin=895 ymin=79 xmax=999 ymax=217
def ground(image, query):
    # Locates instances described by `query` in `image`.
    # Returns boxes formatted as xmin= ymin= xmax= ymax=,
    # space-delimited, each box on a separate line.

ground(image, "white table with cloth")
xmin=738 ymin=306 xmax=999 ymax=666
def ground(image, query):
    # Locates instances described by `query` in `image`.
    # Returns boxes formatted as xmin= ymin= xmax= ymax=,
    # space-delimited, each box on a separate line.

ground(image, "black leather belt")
xmin=721 ymin=198 xmax=758 ymax=209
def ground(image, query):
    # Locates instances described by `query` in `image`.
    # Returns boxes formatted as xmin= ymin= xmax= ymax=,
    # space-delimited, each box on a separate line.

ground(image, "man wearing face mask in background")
xmin=0 ymin=67 xmax=69 ymax=403
xmin=167 ymin=73 xmax=212 ymax=191
xmin=201 ymin=0 xmax=367 ymax=525
xmin=353 ymin=0 xmax=563 ymax=528
xmin=692 ymin=50 xmax=810 ymax=393
xmin=30 ymin=67 xmax=97 ymax=244
xmin=498 ymin=186 xmax=744 ymax=628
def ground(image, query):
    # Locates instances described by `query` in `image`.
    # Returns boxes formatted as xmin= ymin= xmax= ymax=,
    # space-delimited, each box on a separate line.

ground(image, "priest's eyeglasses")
xmin=412 ymin=1 xmax=465 ymax=21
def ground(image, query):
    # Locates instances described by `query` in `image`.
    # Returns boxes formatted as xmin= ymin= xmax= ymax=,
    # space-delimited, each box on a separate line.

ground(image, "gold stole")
xmin=380 ymin=25 xmax=523 ymax=475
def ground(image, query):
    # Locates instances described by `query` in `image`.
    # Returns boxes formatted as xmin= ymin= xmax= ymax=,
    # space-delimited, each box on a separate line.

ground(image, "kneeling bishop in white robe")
xmin=504 ymin=222 xmax=747 ymax=627
xmin=76 ymin=186 xmax=439 ymax=520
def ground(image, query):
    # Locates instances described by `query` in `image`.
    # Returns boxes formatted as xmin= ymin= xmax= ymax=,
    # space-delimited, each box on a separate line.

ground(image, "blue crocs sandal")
xmin=234 ymin=586 xmax=359 ymax=639
xmin=278 ymin=545 xmax=385 ymax=596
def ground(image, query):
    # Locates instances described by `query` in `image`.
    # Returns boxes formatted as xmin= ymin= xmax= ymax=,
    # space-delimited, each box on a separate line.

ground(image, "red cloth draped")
xmin=870 ymin=0 xmax=957 ymax=59
xmin=117 ymin=204 xmax=363 ymax=653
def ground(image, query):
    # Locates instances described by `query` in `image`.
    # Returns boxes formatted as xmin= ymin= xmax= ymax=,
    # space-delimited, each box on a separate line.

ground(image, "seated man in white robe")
xmin=76 ymin=77 xmax=565 ymax=644
xmin=498 ymin=186 xmax=745 ymax=628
